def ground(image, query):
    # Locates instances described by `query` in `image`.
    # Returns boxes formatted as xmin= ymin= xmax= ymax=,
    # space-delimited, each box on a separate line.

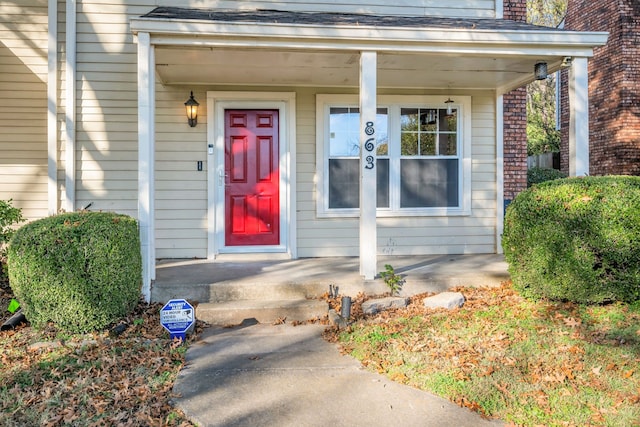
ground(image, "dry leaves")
xmin=0 ymin=279 xmax=202 ymax=426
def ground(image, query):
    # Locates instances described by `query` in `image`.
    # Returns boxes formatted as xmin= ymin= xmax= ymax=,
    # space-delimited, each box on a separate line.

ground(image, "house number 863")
xmin=364 ymin=121 xmax=375 ymax=170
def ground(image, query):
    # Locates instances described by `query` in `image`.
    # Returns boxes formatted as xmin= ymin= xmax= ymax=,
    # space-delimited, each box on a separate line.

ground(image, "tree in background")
xmin=526 ymin=76 xmax=561 ymax=155
xmin=526 ymin=0 xmax=567 ymax=156
xmin=527 ymin=0 xmax=567 ymax=27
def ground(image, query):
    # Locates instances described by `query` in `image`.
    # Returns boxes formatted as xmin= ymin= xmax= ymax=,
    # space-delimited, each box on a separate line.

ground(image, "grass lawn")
xmin=0 ymin=279 xmax=198 ymax=427
xmin=328 ymin=283 xmax=640 ymax=426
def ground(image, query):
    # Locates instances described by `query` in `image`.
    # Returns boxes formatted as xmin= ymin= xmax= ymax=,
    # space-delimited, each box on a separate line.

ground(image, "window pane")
xmin=329 ymin=107 xmax=360 ymax=156
xmin=328 ymin=159 xmax=390 ymax=209
xmin=420 ymin=133 xmax=436 ymax=156
xmin=329 ymin=159 xmax=359 ymax=208
xmin=401 ymin=108 xmax=419 ymax=131
xmin=421 ymin=109 xmax=437 ymax=131
xmin=440 ymin=109 xmax=457 ymax=131
xmin=375 ymin=109 xmax=389 ymax=156
xmin=330 ymin=107 xmax=389 ymax=157
xmin=377 ymin=159 xmax=390 ymax=208
xmin=400 ymin=159 xmax=459 ymax=207
xmin=401 ymin=132 xmax=418 ymax=155
xmin=439 ymin=133 xmax=457 ymax=156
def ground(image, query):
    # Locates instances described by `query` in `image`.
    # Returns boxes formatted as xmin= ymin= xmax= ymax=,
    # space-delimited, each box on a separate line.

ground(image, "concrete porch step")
xmin=152 ymin=281 xmax=337 ymax=305
xmin=196 ymin=299 xmax=329 ymax=326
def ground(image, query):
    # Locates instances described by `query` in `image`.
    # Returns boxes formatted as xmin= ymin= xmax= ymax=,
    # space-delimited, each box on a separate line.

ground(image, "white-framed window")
xmin=316 ymin=94 xmax=472 ymax=217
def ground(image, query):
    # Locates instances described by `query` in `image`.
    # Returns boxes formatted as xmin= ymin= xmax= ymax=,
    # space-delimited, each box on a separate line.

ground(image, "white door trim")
xmin=206 ymin=91 xmax=297 ymax=259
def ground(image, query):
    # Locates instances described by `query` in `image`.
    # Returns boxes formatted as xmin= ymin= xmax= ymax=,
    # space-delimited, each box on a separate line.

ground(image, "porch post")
xmin=359 ymin=51 xmax=377 ymax=279
xmin=137 ymin=32 xmax=156 ymax=302
xmin=47 ymin=0 xmax=58 ymax=215
xmin=496 ymin=95 xmax=504 ymax=254
xmin=64 ymin=0 xmax=76 ymax=212
xmin=568 ymin=57 xmax=589 ymax=176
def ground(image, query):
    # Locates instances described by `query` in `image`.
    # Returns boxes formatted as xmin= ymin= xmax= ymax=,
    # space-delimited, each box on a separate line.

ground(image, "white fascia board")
xmin=149 ymin=37 xmax=602 ymax=59
xmin=130 ymin=18 xmax=609 ymax=54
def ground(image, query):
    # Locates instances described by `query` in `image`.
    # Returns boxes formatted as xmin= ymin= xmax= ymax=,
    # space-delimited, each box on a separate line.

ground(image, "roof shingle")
xmin=141 ymin=7 xmax=560 ymax=32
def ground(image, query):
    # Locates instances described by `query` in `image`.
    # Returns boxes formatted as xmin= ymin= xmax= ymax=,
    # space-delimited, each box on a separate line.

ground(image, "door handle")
xmin=219 ymin=170 xmax=228 ymax=186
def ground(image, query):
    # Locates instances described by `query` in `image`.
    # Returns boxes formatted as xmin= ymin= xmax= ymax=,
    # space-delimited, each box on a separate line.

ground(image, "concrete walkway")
xmin=173 ymin=322 xmax=503 ymax=427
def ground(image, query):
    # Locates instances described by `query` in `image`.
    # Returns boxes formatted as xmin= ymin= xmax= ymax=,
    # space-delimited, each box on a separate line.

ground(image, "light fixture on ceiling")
xmin=184 ymin=91 xmax=199 ymax=127
xmin=534 ymin=62 xmax=548 ymax=80
xmin=445 ymin=97 xmax=455 ymax=116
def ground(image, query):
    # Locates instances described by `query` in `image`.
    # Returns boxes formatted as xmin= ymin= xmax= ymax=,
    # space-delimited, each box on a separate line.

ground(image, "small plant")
xmin=379 ymin=264 xmax=404 ymax=296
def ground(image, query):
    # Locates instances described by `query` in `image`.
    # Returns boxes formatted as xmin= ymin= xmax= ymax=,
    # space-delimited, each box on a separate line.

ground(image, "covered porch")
xmin=131 ymin=8 xmax=608 ymax=302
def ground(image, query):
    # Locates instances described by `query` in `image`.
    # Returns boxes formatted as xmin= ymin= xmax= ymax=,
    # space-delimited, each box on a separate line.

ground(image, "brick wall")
xmin=560 ymin=0 xmax=640 ymax=175
xmin=502 ymin=0 xmax=528 ymax=201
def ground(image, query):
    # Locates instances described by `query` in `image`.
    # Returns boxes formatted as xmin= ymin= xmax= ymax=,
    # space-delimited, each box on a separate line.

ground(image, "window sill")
xmin=316 ymin=208 xmax=472 ymax=218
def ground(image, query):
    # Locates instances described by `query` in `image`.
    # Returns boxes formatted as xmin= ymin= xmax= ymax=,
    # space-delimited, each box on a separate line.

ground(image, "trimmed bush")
xmin=502 ymin=176 xmax=640 ymax=304
xmin=527 ymin=166 xmax=567 ymax=187
xmin=8 ymin=212 xmax=142 ymax=333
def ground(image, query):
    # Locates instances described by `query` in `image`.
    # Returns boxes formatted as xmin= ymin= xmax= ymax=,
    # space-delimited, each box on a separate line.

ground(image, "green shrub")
xmin=0 ymin=199 xmax=24 ymax=279
xmin=527 ymin=167 xmax=567 ymax=187
xmin=7 ymin=212 xmax=142 ymax=333
xmin=502 ymin=176 xmax=640 ymax=304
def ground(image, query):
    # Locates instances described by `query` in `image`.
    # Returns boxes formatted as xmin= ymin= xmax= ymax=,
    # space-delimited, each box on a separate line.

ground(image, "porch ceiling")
xmin=133 ymin=7 xmax=608 ymax=93
xmin=154 ymin=46 xmax=561 ymax=91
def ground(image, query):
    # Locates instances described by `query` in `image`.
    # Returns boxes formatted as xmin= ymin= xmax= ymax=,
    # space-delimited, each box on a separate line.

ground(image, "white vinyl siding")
xmin=155 ymin=0 xmax=497 ymax=18
xmin=74 ymin=1 xmax=138 ymax=217
xmin=154 ymin=88 xmax=208 ymax=258
xmin=0 ymin=0 xmax=49 ymax=220
xmin=75 ymin=1 xmax=206 ymax=258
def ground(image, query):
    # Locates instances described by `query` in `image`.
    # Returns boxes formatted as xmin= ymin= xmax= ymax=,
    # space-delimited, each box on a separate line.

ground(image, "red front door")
xmin=225 ymin=109 xmax=280 ymax=246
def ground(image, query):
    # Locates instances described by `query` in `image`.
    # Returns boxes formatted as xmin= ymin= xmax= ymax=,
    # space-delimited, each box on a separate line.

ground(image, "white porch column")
xmin=568 ymin=57 xmax=590 ymax=176
xmin=495 ymin=95 xmax=504 ymax=254
xmin=47 ymin=0 xmax=58 ymax=215
xmin=359 ymin=51 xmax=377 ymax=279
xmin=64 ymin=0 xmax=76 ymax=212
xmin=137 ymin=32 xmax=156 ymax=302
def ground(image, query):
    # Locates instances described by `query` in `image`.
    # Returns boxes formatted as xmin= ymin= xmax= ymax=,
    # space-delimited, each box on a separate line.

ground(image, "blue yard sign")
xmin=160 ymin=299 xmax=195 ymax=340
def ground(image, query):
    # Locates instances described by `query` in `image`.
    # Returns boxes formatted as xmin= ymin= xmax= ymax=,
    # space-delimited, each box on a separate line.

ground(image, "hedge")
xmin=502 ymin=176 xmax=640 ymax=304
xmin=8 ymin=212 xmax=142 ymax=333
xmin=527 ymin=167 xmax=567 ymax=187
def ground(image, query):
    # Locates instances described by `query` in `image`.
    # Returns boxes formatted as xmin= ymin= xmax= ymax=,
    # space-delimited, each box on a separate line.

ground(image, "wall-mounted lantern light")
xmin=445 ymin=97 xmax=455 ymax=116
xmin=185 ymin=91 xmax=199 ymax=127
xmin=534 ymin=62 xmax=548 ymax=80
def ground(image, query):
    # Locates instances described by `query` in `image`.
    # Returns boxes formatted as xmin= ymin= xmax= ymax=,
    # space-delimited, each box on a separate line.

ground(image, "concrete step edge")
xmin=196 ymin=299 xmax=329 ymax=325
